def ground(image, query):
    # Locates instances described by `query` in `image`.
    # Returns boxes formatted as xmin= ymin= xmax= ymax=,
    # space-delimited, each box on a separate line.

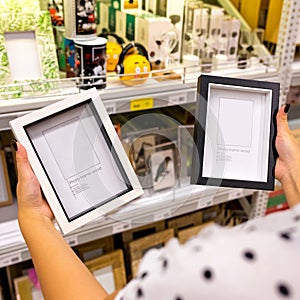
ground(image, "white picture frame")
xmin=10 ymin=88 xmax=143 ymax=234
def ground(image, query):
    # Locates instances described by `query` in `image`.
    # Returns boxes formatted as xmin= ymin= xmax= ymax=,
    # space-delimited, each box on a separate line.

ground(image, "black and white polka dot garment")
xmin=115 ymin=204 xmax=300 ymax=300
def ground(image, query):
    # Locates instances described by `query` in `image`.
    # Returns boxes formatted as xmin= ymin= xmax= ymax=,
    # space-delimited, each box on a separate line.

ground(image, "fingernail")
xmin=11 ymin=139 xmax=18 ymax=151
xmin=284 ymin=104 xmax=291 ymax=114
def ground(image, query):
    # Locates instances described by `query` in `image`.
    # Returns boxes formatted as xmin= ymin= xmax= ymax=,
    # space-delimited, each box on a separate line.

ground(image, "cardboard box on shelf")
xmin=115 ymin=9 xmax=127 ymax=41
xmin=185 ymin=4 xmax=209 ymax=36
xmin=129 ymin=228 xmax=174 ymax=277
xmin=266 ymin=189 xmax=289 ymax=215
xmin=108 ymin=5 xmax=117 ymax=32
xmin=240 ymin=0 xmax=263 ymax=29
xmin=227 ymin=18 xmax=241 ymax=60
xmin=125 ymin=12 xmax=137 ymax=41
xmin=98 ymin=2 xmax=110 ymax=33
xmin=121 ymin=220 xmax=166 ymax=279
xmin=135 ymin=15 xmax=173 ymax=68
xmin=166 ymin=210 xmax=203 ymax=236
xmin=144 ymin=0 xmax=184 ymax=62
xmin=208 ymin=6 xmax=224 ymax=39
xmin=73 ymin=236 xmax=115 ymax=262
xmin=264 ymin=0 xmax=283 ymax=44
xmin=108 ymin=6 xmax=139 ymax=42
xmin=233 ymin=0 xmax=283 ymax=45
xmin=178 ymin=221 xmax=214 ymax=244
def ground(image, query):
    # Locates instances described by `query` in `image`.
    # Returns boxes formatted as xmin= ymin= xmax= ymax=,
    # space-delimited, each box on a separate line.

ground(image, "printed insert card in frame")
xmin=0 ymin=11 xmax=59 ymax=99
xmin=10 ymin=88 xmax=143 ymax=234
xmin=191 ymin=75 xmax=279 ymax=191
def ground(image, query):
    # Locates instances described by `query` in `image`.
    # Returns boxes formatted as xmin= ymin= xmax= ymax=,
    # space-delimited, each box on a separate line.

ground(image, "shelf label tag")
xmin=130 ymin=98 xmax=153 ymax=111
xmin=168 ymin=93 xmax=187 ymax=106
xmin=0 ymin=253 xmax=22 ymax=267
xmin=197 ymin=199 xmax=212 ymax=210
xmin=113 ymin=221 xmax=132 ymax=234
xmin=105 ymin=102 xmax=117 ymax=114
xmin=65 ymin=236 xmax=79 ymax=247
xmin=154 ymin=210 xmax=171 ymax=222
xmin=228 ymin=189 xmax=243 ymax=200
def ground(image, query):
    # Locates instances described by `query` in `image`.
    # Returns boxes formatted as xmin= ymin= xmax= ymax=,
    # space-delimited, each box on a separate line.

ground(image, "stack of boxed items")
xmin=97 ymin=0 xmax=248 ymax=78
xmin=98 ymin=0 xmax=184 ymax=74
xmin=181 ymin=1 xmax=241 ymax=72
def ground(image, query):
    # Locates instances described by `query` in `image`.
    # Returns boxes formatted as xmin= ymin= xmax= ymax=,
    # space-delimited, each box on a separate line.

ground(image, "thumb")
xmin=15 ymin=142 xmax=37 ymax=183
xmin=276 ymin=104 xmax=290 ymax=138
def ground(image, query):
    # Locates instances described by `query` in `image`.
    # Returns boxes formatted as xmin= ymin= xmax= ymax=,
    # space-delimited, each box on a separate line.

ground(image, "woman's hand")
xmin=14 ymin=142 xmax=54 ymax=225
xmin=275 ymin=105 xmax=300 ymax=207
xmin=13 ymin=141 xmax=110 ymax=300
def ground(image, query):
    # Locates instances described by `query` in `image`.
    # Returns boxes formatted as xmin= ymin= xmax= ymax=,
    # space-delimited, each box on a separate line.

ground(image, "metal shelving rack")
xmin=0 ymin=186 xmax=256 ymax=268
xmin=276 ymin=0 xmax=300 ymax=105
xmin=250 ymin=0 xmax=300 ymax=220
xmin=0 ymin=0 xmax=299 ymax=269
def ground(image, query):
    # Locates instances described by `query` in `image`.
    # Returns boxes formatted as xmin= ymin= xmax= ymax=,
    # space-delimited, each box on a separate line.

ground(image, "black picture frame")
xmin=191 ymin=74 xmax=279 ymax=191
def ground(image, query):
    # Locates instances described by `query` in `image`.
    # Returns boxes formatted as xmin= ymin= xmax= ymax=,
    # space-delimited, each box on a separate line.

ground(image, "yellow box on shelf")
xmin=233 ymin=0 xmax=283 ymax=44
xmin=240 ymin=0 xmax=262 ymax=29
xmin=264 ymin=0 xmax=283 ymax=44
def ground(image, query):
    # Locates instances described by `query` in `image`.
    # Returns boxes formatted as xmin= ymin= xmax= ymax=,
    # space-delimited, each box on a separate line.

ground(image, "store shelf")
xmin=0 ymin=183 xmax=255 ymax=268
xmin=0 ymin=62 xmax=280 ymax=131
xmin=0 ymin=84 xmax=197 ymax=132
xmin=0 ymin=61 xmax=278 ymax=269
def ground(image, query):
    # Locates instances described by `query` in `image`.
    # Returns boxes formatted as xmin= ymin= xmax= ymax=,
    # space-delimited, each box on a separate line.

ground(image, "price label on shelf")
xmin=113 ymin=222 xmax=132 ymax=234
xmin=105 ymin=102 xmax=117 ymax=114
xmin=0 ymin=253 xmax=22 ymax=268
xmin=228 ymin=189 xmax=243 ymax=200
xmin=153 ymin=210 xmax=171 ymax=222
xmin=168 ymin=93 xmax=187 ymax=106
xmin=197 ymin=200 xmax=212 ymax=210
xmin=130 ymin=98 xmax=154 ymax=111
xmin=65 ymin=236 xmax=79 ymax=247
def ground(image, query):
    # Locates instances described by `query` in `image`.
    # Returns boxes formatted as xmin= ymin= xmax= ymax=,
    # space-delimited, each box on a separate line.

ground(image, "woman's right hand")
xmin=275 ymin=105 xmax=300 ymax=207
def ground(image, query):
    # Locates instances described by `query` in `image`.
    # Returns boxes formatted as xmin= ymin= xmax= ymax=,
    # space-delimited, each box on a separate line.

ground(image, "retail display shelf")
xmin=183 ymin=61 xmax=279 ymax=82
xmin=0 ymin=81 xmax=196 ymax=131
xmin=0 ymin=62 xmax=280 ymax=131
xmin=0 ymin=184 xmax=255 ymax=268
xmin=0 ymin=59 xmax=280 ymax=269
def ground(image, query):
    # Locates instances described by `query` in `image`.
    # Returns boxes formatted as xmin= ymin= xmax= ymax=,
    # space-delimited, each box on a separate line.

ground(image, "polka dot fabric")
xmin=115 ymin=204 xmax=300 ymax=300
